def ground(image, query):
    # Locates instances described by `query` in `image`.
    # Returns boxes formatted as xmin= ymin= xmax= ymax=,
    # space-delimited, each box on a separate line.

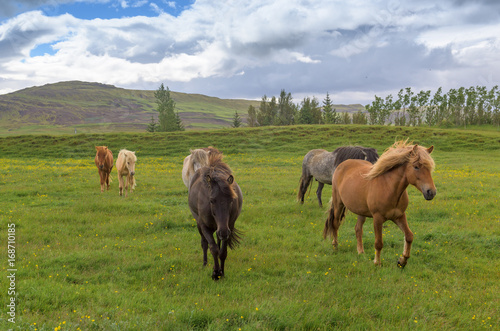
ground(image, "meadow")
xmin=0 ymin=125 xmax=498 ymax=330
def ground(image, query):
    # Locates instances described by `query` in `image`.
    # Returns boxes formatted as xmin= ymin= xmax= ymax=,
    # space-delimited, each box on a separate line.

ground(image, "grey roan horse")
xmin=188 ymin=152 xmax=243 ymax=280
xmin=298 ymin=146 xmax=379 ymax=207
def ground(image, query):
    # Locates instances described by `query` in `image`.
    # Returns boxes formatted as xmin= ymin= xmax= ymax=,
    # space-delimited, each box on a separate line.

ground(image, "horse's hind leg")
xmin=316 ymin=182 xmax=324 ymax=207
xmin=198 ymin=226 xmax=209 ymax=266
xmin=355 ymin=215 xmax=366 ymax=254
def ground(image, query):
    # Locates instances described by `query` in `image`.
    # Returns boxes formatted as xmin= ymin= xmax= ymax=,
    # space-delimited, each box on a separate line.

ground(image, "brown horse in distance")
xmin=94 ymin=146 xmax=113 ymax=192
xmin=323 ymin=140 xmax=436 ymax=268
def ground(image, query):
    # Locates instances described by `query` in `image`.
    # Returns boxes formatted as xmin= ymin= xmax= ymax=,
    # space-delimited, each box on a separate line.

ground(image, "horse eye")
xmin=414 ymin=166 xmax=420 ymax=170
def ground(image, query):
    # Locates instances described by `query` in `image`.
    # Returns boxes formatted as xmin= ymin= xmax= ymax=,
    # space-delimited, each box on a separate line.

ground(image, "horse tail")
xmin=297 ymin=170 xmax=313 ymax=203
xmin=228 ymin=228 xmax=243 ymax=250
xmin=322 ymin=197 xmax=346 ymax=239
xmin=323 ymin=199 xmax=336 ymax=239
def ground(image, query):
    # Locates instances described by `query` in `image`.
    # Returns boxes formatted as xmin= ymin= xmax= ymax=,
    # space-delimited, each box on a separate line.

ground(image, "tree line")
xmin=365 ymin=86 xmax=500 ymax=128
xmin=245 ymin=89 xmax=346 ymax=127
xmin=245 ymin=85 xmax=500 ymax=128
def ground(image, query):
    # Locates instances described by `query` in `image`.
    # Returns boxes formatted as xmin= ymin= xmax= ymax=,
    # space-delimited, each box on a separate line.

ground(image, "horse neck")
xmin=378 ymin=164 xmax=410 ymax=199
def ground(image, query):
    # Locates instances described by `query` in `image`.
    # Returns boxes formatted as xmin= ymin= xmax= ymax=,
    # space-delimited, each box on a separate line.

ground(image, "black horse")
xmin=298 ymin=146 xmax=379 ymax=207
xmin=188 ymin=152 xmax=243 ymax=280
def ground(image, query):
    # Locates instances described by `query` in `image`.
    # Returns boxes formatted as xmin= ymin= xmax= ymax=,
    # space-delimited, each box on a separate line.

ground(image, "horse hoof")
xmin=212 ymin=270 xmax=223 ymax=280
xmin=397 ymin=260 xmax=406 ymax=269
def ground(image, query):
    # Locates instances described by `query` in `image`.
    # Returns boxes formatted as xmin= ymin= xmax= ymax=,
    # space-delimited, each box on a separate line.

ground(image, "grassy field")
xmin=0 ymin=125 xmax=498 ymax=330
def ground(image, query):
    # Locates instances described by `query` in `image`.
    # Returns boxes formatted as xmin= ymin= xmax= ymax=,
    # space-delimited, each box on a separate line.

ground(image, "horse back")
xmin=302 ymin=149 xmax=334 ymax=183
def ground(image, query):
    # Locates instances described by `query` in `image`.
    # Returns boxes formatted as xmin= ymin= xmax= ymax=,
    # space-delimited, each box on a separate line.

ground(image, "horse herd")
xmin=94 ymin=140 xmax=437 ymax=280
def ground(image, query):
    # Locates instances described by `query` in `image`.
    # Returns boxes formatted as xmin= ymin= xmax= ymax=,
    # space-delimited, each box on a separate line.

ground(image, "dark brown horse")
xmin=188 ymin=153 xmax=243 ymax=280
xmin=298 ymin=146 xmax=379 ymax=206
xmin=323 ymin=140 xmax=436 ymax=268
xmin=94 ymin=146 xmax=113 ymax=192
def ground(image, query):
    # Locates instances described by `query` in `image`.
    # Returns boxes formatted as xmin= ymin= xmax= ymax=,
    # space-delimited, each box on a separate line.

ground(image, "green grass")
xmin=0 ymin=125 xmax=498 ymax=330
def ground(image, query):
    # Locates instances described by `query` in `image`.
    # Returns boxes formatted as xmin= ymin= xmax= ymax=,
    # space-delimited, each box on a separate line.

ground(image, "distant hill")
xmin=0 ymin=81 xmax=363 ymax=135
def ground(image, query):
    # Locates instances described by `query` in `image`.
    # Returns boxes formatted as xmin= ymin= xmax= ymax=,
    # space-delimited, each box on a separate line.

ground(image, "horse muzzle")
xmin=216 ymin=229 xmax=231 ymax=241
xmin=130 ymin=171 xmax=135 ymax=176
xmin=99 ymin=165 xmax=104 ymax=170
xmin=423 ymin=188 xmax=437 ymax=201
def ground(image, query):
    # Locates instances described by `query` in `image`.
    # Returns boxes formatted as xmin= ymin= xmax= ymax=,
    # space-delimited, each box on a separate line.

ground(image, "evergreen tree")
xmin=175 ymin=111 xmax=185 ymax=131
xmin=154 ymin=84 xmax=183 ymax=132
xmin=322 ymin=92 xmax=339 ymax=124
xmin=231 ymin=111 xmax=242 ymax=128
xmin=146 ymin=115 xmax=158 ymax=132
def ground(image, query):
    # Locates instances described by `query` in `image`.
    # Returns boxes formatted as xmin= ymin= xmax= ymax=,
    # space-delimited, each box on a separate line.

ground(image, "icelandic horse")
xmin=94 ymin=146 xmax=113 ymax=192
xmin=323 ymin=140 xmax=436 ymax=268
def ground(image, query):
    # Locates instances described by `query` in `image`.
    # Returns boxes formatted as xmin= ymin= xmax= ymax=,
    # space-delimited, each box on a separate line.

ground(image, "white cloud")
xmin=0 ymin=0 xmax=499 ymax=101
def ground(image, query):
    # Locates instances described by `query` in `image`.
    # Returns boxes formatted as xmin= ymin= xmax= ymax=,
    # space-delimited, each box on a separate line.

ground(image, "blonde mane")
xmin=364 ymin=140 xmax=435 ymax=180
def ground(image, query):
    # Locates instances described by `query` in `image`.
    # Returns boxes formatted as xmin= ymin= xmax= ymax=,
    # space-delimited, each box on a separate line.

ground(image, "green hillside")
xmin=0 ymin=81 xmax=262 ymax=135
xmin=0 ymin=81 xmax=365 ymax=135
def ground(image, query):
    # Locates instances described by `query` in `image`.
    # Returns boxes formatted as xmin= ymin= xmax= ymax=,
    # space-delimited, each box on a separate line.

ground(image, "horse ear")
xmin=227 ymin=175 xmax=234 ymax=184
xmin=205 ymin=175 xmax=211 ymax=184
xmin=427 ymin=146 xmax=434 ymax=154
xmin=95 ymin=146 xmax=98 ymax=151
xmin=104 ymin=146 xmax=108 ymax=151
xmin=411 ymin=144 xmax=419 ymax=155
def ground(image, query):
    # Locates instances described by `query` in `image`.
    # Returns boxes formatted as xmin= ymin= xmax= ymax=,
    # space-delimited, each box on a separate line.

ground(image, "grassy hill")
xmin=0 ymin=81 xmax=262 ymax=135
xmin=0 ymin=81 xmax=364 ymax=135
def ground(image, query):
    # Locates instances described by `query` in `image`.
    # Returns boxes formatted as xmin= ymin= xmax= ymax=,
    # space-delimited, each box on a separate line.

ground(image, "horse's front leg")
xmin=197 ymin=225 xmax=209 ymax=266
xmin=199 ymin=227 xmax=222 ymax=280
xmin=355 ymin=215 xmax=366 ymax=254
xmin=219 ymin=240 xmax=228 ymax=278
xmin=395 ymin=213 xmax=413 ymax=268
xmin=105 ymin=171 xmax=111 ymax=190
xmin=99 ymin=170 xmax=105 ymax=192
xmin=118 ymin=173 xmax=124 ymax=196
xmin=373 ymin=215 xmax=385 ymax=265
xmin=316 ymin=182 xmax=324 ymax=207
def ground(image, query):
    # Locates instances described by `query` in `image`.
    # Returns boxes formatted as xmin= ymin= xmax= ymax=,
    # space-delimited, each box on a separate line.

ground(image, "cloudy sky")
xmin=1 ymin=0 xmax=500 ymax=104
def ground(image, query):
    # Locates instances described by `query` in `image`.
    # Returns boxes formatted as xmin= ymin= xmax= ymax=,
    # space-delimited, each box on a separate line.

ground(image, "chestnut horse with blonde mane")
xmin=188 ymin=152 xmax=243 ymax=280
xmin=94 ymin=146 xmax=113 ymax=192
xmin=323 ymin=140 xmax=436 ymax=268
xmin=116 ymin=149 xmax=137 ymax=197
xmin=182 ymin=146 xmax=222 ymax=188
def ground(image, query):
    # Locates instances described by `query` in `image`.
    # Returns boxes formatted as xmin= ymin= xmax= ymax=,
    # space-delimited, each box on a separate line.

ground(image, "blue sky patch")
xmin=40 ymin=0 xmax=195 ymax=20
xmin=30 ymin=42 xmax=58 ymax=57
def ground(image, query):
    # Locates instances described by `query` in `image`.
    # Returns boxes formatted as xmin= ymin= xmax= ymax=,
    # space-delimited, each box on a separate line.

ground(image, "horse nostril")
xmin=130 ymin=171 xmax=135 ymax=176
